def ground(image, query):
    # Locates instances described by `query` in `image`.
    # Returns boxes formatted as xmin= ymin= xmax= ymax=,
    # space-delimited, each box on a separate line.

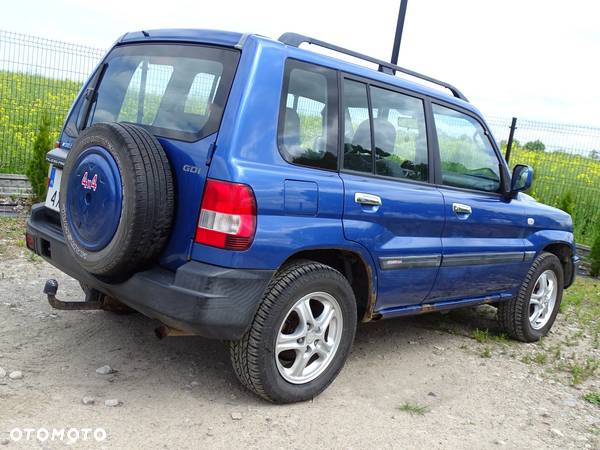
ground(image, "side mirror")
xmin=511 ymin=164 xmax=533 ymax=194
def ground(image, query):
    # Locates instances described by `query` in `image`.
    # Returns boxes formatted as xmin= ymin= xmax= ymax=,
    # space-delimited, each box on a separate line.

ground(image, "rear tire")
xmin=230 ymin=261 xmax=357 ymax=403
xmin=498 ymin=252 xmax=564 ymax=342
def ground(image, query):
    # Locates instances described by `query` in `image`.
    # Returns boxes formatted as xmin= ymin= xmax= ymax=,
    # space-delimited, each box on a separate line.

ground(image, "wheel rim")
xmin=529 ymin=269 xmax=558 ymax=330
xmin=275 ymin=292 xmax=343 ymax=385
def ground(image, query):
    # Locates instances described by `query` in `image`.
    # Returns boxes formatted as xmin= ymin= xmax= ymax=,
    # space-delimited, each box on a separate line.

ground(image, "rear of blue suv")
xmin=26 ymin=29 xmax=579 ymax=403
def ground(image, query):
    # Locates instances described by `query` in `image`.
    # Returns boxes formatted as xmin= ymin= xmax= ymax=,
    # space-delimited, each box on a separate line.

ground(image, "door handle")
xmin=452 ymin=202 xmax=472 ymax=215
xmin=355 ymin=192 xmax=382 ymax=206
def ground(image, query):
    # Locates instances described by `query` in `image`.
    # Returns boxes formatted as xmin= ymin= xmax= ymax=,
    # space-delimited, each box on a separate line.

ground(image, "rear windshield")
xmin=86 ymin=43 xmax=239 ymax=141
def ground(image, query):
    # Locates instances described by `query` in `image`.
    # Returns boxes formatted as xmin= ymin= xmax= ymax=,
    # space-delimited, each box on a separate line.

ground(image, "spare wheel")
xmin=59 ymin=122 xmax=174 ymax=280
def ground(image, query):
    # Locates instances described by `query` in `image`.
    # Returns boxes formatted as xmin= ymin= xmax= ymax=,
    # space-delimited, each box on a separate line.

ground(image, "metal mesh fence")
xmin=0 ymin=30 xmax=105 ymax=173
xmin=488 ymin=117 xmax=600 ymax=244
xmin=0 ymin=29 xmax=599 ymax=243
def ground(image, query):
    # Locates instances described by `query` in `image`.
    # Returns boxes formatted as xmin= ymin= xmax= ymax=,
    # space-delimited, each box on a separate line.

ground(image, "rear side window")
xmin=432 ymin=104 xmax=501 ymax=192
xmin=88 ymin=44 xmax=239 ymax=141
xmin=342 ymin=80 xmax=429 ymax=181
xmin=370 ymin=86 xmax=428 ymax=181
xmin=278 ymin=60 xmax=338 ymax=170
xmin=342 ymin=79 xmax=372 ymax=173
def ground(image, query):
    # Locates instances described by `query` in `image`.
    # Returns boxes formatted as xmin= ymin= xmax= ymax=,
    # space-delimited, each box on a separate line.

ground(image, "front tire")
xmin=498 ymin=252 xmax=564 ymax=342
xmin=230 ymin=261 xmax=357 ymax=403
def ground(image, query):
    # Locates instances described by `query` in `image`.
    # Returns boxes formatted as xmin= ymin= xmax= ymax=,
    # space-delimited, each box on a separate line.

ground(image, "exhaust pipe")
xmin=154 ymin=325 xmax=196 ymax=339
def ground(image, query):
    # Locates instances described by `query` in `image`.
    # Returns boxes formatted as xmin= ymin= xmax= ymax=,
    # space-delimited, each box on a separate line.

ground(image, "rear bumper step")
xmin=27 ymin=203 xmax=274 ymax=340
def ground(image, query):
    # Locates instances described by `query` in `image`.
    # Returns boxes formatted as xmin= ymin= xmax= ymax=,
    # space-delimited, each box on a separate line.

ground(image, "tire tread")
xmin=230 ymin=260 xmax=349 ymax=402
xmin=498 ymin=252 xmax=562 ymax=342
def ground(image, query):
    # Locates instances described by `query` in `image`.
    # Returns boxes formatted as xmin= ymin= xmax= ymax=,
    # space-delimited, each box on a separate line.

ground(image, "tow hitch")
xmin=43 ymin=279 xmax=103 ymax=310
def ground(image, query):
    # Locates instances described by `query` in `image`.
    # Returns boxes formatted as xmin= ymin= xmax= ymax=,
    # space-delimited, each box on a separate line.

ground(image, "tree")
xmin=590 ymin=150 xmax=599 ymax=160
xmin=524 ymin=140 xmax=545 ymax=152
xmin=590 ymin=228 xmax=600 ymax=277
xmin=26 ymin=115 xmax=53 ymax=202
xmin=559 ymin=191 xmax=575 ymax=216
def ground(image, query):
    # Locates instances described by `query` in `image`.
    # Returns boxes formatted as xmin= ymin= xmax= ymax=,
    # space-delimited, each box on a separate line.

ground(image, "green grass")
xmin=398 ymin=402 xmax=429 ymax=416
xmin=0 ymin=216 xmax=27 ymax=257
xmin=0 ymin=71 xmax=80 ymax=174
xmin=480 ymin=347 xmax=492 ymax=358
xmin=471 ymin=328 xmax=509 ymax=345
xmin=582 ymin=392 xmax=600 ymax=406
xmin=561 ymin=276 xmax=600 ymax=346
xmin=570 ymin=358 xmax=599 ymax=386
xmin=472 ymin=328 xmax=489 ymax=343
xmin=534 ymin=352 xmax=548 ymax=365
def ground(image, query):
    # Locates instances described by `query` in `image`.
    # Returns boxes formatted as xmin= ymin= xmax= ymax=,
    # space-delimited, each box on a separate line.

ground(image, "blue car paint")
xmin=156 ymin=135 xmax=216 ymax=270
xmin=283 ymin=180 xmax=319 ymax=216
xmin=340 ymin=173 xmax=445 ymax=308
xmin=429 ymin=187 xmax=532 ymax=300
xmin=57 ymin=29 xmax=575 ymax=322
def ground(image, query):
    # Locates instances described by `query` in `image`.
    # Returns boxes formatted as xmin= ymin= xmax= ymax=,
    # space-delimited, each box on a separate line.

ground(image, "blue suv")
xmin=26 ymin=29 xmax=579 ymax=403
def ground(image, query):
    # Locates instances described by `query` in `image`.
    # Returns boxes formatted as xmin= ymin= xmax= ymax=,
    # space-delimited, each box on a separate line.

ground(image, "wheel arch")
xmin=542 ymin=242 xmax=574 ymax=288
xmin=280 ymin=247 xmax=378 ymax=322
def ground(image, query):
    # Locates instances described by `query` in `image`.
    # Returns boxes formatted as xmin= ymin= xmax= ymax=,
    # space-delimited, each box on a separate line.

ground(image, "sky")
xmin=3 ymin=0 xmax=600 ymax=127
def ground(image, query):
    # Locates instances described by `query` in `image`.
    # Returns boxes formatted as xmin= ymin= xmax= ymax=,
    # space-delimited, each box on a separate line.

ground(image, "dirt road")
xmin=1 ymin=240 xmax=599 ymax=449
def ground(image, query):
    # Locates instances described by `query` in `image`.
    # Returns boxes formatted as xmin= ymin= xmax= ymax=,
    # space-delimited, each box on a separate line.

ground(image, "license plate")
xmin=45 ymin=165 xmax=62 ymax=212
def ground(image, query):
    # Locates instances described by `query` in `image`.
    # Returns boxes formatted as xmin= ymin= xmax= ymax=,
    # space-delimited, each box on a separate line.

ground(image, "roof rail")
xmin=278 ymin=32 xmax=468 ymax=102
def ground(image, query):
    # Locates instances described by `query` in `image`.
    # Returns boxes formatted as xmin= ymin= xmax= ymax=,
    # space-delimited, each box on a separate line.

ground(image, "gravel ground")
xmin=1 ymin=225 xmax=599 ymax=449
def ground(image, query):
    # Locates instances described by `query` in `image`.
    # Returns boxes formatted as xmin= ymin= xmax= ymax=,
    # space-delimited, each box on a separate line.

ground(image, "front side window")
xmin=88 ymin=44 xmax=239 ymax=141
xmin=370 ymin=86 xmax=428 ymax=181
xmin=278 ymin=60 xmax=338 ymax=170
xmin=433 ymin=104 xmax=501 ymax=192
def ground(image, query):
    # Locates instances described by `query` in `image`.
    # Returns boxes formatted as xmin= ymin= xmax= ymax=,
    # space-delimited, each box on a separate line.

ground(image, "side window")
xmin=64 ymin=99 xmax=84 ymax=138
xmin=278 ymin=60 xmax=338 ymax=170
xmin=433 ymin=104 xmax=501 ymax=192
xmin=370 ymin=86 xmax=428 ymax=181
xmin=342 ymin=79 xmax=372 ymax=173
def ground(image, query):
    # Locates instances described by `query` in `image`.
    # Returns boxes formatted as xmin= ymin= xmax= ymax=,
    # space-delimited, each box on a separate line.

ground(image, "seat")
xmin=351 ymin=119 xmax=371 ymax=150
xmin=373 ymin=118 xmax=396 ymax=156
xmin=282 ymin=107 xmax=301 ymax=147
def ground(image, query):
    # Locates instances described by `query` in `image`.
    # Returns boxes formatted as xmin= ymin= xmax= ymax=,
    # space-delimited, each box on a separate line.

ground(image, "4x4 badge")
xmin=81 ymin=172 xmax=98 ymax=191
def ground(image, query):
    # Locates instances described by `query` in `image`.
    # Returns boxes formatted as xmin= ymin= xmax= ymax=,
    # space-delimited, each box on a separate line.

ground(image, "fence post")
xmin=505 ymin=117 xmax=518 ymax=163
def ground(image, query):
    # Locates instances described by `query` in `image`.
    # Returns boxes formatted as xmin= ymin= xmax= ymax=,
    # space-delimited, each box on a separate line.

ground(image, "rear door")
xmin=339 ymin=76 xmax=445 ymax=310
xmin=427 ymin=103 xmax=530 ymax=301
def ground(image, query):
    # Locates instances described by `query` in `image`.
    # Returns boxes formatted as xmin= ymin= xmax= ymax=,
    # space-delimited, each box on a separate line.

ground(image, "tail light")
xmin=195 ymin=179 xmax=256 ymax=250
xmin=25 ymin=232 xmax=36 ymax=251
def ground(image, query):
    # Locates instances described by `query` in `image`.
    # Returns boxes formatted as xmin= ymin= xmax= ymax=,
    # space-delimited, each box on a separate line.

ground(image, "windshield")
xmin=87 ymin=43 xmax=239 ymax=141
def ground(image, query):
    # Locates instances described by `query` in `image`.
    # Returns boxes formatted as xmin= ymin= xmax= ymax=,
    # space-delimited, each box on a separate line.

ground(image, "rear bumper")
xmin=26 ymin=204 xmax=274 ymax=340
